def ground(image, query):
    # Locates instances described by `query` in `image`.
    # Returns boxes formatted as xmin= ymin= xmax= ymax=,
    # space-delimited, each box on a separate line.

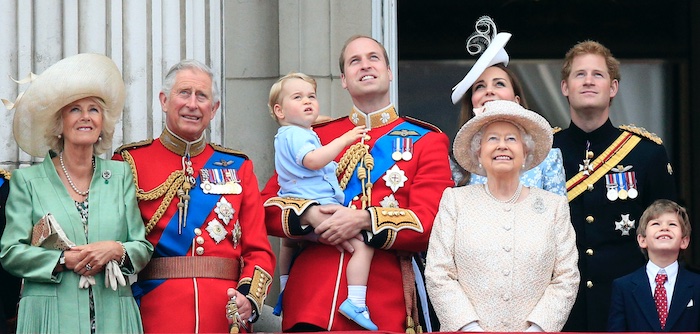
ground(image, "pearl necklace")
xmin=59 ymin=152 xmax=94 ymax=197
xmin=484 ymin=183 xmax=523 ymax=204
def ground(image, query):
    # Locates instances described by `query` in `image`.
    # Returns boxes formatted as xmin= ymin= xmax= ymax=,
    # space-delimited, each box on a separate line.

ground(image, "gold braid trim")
xmin=619 ymin=124 xmax=663 ymax=144
xmin=0 ymin=169 xmax=10 ymax=180
xmin=243 ymin=266 xmax=273 ymax=311
xmin=121 ymin=150 xmax=185 ymax=234
xmin=336 ymin=142 xmax=369 ymax=190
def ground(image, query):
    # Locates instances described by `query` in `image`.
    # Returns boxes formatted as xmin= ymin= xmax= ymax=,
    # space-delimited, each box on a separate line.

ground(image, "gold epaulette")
xmin=0 ymin=169 xmax=10 ymax=180
xmin=552 ymin=126 xmax=563 ymax=134
xmin=114 ymin=139 xmax=154 ymax=154
xmin=403 ymin=116 xmax=442 ymax=133
xmin=210 ymin=143 xmax=249 ymax=159
xmin=619 ymin=124 xmax=663 ymax=145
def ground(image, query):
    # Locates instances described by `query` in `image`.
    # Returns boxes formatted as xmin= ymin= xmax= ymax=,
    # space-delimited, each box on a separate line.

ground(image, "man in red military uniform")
xmin=115 ymin=60 xmax=275 ymax=333
xmin=262 ymin=35 xmax=453 ymax=332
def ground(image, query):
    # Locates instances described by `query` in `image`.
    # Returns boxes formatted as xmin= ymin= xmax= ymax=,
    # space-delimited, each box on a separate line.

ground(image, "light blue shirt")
xmin=469 ymin=148 xmax=567 ymax=196
xmin=274 ymin=125 xmax=344 ymax=205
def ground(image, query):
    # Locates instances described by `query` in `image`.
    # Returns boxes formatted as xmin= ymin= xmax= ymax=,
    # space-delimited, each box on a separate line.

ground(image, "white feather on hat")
xmin=451 ymin=16 xmax=512 ymax=105
xmin=9 ymin=53 xmax=126 ymax=157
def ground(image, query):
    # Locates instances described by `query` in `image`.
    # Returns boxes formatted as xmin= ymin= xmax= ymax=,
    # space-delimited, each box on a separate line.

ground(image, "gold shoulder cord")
xmin=121 ymin=150 xmax=185 ymax=234
xmin=0 ymin=169 xmax=10 ymax=180
xmin=336 ymin=141 xmax=374 ymax=209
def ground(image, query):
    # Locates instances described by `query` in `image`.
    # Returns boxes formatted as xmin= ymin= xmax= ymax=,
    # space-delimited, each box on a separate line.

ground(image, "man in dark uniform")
xmin=0 ymin=170 xmax=21 ymax=334
xmin=553 ymin=40 xmax=677 ymax=331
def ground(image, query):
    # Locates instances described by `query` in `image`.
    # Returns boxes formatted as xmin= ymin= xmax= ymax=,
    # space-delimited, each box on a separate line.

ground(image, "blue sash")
xmin=342 ymin=121 xmax=430 ymax=205
xmin=135 ymin=151 xmax=244 ymax=299
xmin=154 ymin=151 xmax=244 ymax=257
xmin=0 ymin=178 xmax=5 ymax=188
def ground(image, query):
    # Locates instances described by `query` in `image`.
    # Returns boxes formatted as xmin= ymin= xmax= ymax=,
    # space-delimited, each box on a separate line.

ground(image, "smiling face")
xmin=478 ymin=121 xmax=526 ymax=178
xmin=273 ymin=78 xmax=319 ymax=128
xmin=161 ymin=68 xmax=220 ymax=141
xmin=471 ymin=66 xmax=521 ymax=109
xmin=638 ymin=212 xmax=690 ymax=256
xmin=60 ymin=97 xmax=104 ymax=149
xmin=340 ymin=37 xmax=393 ymax=107
xmin=561 ymin=53 xmax=618 ymax=114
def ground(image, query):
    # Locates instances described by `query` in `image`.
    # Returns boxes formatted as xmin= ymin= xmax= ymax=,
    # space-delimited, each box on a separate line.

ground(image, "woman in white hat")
xmin=425 ymin=100 xmax=579 ymax=332
xmin=0 ymin=53 xmax=153 ymax=333
xmin=450 ymin=16 xmax=566 ymax=196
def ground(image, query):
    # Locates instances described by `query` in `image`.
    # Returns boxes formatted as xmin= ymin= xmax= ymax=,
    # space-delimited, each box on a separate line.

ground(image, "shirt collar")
xmin=646 ymin=260 xmax=679 ymax=283
xmin=348 ymin=104 xmax=398 ymax=129
xmin=160 ymin=126 xmax=207 ymax=157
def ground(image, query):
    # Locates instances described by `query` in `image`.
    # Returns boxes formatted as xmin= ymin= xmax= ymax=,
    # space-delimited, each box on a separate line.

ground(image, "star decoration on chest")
xmin=614 ymin=214 xmax=636 ymax=236
xmin=382 ymin=165 xmax=408 ymax=193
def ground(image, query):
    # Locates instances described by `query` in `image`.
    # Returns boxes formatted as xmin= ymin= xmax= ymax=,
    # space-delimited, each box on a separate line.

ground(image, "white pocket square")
xmin=687 ymin=299 xmax=694 ymax=307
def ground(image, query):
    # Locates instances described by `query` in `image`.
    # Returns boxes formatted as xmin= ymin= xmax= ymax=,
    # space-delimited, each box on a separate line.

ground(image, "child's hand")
xmin=339 ymin=125 xmax=368 ymax=146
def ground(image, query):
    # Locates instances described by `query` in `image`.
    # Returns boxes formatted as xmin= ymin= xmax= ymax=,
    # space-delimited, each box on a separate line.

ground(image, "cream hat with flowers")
xmin=9 ymin=53 xmax=125 ymax=157
xmin=453 ymin=100 xmax=552 ymax=175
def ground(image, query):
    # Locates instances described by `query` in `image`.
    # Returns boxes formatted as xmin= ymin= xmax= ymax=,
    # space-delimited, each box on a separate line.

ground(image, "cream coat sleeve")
xmin=425 ymin=188 xmax=480 ymax=331
xmin=526 ymin=195 xmax=580 ymax=331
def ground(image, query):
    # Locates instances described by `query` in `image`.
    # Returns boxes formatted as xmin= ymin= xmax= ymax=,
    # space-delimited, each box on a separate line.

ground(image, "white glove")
xmin=526 ymin=323 xmax=544 ymax=332
xmin=104 ymin=260 xmax=127 ymax=291
xmin=79 ymin=275 xmax=96 ymax=289
xmin=460 ymin=321 xmax=484 ymax=332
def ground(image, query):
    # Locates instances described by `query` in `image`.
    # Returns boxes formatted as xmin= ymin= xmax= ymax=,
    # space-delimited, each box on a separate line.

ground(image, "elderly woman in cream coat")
xmin=425 ymin=100 xmax=579 ymax=332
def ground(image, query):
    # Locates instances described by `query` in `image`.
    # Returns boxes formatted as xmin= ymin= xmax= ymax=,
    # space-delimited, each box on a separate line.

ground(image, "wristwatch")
xmin=59 ymin=251 xmax=67 ymax=270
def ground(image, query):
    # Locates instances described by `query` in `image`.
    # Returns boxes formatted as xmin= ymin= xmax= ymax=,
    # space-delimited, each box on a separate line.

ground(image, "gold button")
xmin=586 ymin=281 xmax=593 ymax=288
xmin=586 ymin=249 xmax=594 ymax=256
xmin=587 ymin=184 xmax=594 ymax=191
xmin=196 ymin=236 xmax=205 ymax=245
xmin=382 ymin=210 xmax=387 ymax=215
xmin=195 ymin=247 xmax=204 ymax=255
xmin=586 ymin=216 xmax=594 ymax=223
xmin=194 ymin=228 xmax=202 ymax=236
xmin=587 ymin=151 xmax=594 ymax=159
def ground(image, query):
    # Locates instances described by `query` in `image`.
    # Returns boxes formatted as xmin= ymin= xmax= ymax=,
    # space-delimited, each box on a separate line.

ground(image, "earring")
xmin=57 ymin=134 xmax=62 ymax=139
xmin=522 ymin=163 xmax=526 ymax=169
xmin=478 ymin=163 xmax=482 ymax=169
xmin=98 ymin=136 xmax=102 ymax=142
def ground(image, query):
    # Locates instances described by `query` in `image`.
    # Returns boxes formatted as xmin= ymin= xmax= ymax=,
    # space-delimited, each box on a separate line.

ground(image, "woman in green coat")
xmin=0 ymin=53 xmax=153 ymax=334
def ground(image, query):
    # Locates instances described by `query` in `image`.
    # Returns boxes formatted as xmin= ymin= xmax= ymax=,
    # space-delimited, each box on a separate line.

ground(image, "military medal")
xmin=626 ymin=171 xmax=638 ymax=199
xmin=379 ymin=194 xmax=399 ymax=208
xmin=578 ymin=141 xmax=594 ymax=176
xmin=382 ymin=165 xmax=408 ymax=193
xmin=391 ymin=138 xmax=402 ymax=161
xmin=614 ymin=214 xmax=636 ymax=236
xmin=215 ymin=197 xmax=235 ymax=225
xmin=205 ymin=219 xmax=228 ymax=244
xmin=605 ymin=174 xmax=618 ymax=201
xmin=200 ymin=168 xmax=242 ymax=195
xmin=402 ymin=138 xmax=413 ymax=161
xmin=232 ymin=220 xmax=242 ymax=249
xmin=178 ymin=155 xmax=195 ymax=234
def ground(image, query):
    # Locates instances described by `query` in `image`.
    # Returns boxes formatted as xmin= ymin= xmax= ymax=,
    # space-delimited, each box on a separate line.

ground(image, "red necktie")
xmin=654 ymin=272 xmax=668 ymax=329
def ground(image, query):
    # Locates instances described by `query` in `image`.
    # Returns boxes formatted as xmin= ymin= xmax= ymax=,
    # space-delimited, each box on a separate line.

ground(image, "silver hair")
xmin=469 ymin=121 xmax=535 ymax=175
xmin=162 ymin=59 xmax=220 ymax=104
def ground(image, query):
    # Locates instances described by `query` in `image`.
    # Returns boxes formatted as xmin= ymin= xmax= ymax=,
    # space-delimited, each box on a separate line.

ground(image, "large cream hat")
xmin=451 ymin=16 xmax=511 ymax=105
xmin=453 ymin=100 xmax=553 ymax=175
xmin=10 ymin=53 xmax=125 ymax=157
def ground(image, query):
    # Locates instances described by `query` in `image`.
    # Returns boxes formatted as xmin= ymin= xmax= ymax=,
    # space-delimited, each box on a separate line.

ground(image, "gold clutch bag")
xmin=31 ymin=213 xmax=76 ymax=250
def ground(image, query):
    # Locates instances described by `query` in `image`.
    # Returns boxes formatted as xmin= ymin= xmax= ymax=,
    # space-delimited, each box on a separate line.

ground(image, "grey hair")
xmin=468 ymin=121 xmax=535 ymax=175
xmin=162 ymin=59 xmax=220 ymax=104
xmin=45 ymin=97 xmax=116 ymax=155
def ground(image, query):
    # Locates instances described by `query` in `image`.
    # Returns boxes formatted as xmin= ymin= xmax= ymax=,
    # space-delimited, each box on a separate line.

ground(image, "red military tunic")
xmin=262 ymin=106 xmax=453 ymax=331
xmin=115 ymin=128 xmax=275 ymax=333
